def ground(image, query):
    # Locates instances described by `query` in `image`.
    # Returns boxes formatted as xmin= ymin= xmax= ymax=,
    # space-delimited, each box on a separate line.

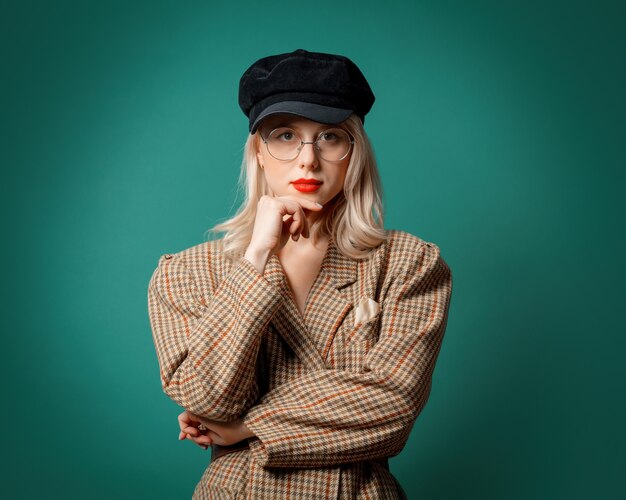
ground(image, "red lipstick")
xmin=292 ymin=178 xmax=322 ymax=193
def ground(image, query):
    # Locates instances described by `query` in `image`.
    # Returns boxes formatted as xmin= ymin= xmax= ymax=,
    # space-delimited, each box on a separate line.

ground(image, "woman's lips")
xmin=293 ymin=183 xmax=321 ymax=192
xmin=292 ymin=181 xmax=322 ymax=192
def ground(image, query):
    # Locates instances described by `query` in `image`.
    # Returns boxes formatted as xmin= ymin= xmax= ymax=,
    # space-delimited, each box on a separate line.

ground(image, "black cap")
xmin=239 ymin=49 xmax=375 ymax=134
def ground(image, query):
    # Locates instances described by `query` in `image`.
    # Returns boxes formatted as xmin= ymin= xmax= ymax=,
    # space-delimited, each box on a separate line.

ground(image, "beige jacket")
xmin=147 ymin=229 xmax=453 ymax=498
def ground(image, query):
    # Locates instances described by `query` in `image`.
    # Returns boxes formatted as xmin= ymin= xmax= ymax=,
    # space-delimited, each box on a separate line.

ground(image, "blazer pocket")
xmin=353 ymin=296 xmax=381 ymax=326
xmin=344 ymin=311 xmax=381 ymax=346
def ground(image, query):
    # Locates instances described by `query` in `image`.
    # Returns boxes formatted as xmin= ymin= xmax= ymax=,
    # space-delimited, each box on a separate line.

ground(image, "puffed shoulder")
xmin=148 ymin=238 xmax=281 ymax=315
xmin=154 ymin=238 xmax=224 ymax=268
xmin=148 ymin=250 xmax=209 ymax=319
xmin=384 ymin=229 xmax=451 ymax=283
xmin=148 ymin=238 xmax=230 ymax=295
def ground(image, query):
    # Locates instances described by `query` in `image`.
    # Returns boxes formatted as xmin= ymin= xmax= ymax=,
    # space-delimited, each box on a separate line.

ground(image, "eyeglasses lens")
xmin=266 ymin=127 xmax=352 ymax=161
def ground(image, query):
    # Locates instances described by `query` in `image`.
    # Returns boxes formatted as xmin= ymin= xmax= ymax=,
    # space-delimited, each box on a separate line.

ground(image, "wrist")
xmin=244 ymin=246 xmax=271 ymax=275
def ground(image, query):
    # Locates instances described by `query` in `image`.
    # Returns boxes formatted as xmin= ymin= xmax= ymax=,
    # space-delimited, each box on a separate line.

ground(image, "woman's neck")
xmin=279 ymin=230 xmax=330 ymax=256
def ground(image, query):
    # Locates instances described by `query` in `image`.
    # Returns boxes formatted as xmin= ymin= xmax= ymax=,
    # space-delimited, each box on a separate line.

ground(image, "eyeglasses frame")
xmin=260 ymin=126 xmax=355 ymax=162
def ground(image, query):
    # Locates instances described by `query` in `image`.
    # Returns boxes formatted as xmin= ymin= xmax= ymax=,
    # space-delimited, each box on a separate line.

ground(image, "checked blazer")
xmin=147 ymin=229 xmax=453 ymax=499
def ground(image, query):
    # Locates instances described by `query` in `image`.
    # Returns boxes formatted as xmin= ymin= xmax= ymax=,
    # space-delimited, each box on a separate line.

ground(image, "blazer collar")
xmin=262 ymin=235 xmax=358 ymax=369
xmin=263 ymin=235 xmax=357 ymax=290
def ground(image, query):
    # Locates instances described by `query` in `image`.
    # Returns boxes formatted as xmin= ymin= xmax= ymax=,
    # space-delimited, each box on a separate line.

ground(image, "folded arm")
xmin=147 ymin=252 xmax=282 ymax=421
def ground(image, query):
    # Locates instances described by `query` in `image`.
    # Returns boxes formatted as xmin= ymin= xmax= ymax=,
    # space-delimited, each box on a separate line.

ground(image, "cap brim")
xmin=250 ymin=101 xmax=353 ymax=134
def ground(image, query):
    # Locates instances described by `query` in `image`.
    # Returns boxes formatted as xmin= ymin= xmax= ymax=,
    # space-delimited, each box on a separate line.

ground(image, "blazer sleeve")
xmin=242 ymin=241 xmax=453 ymax=467
xmin=147 ymin=252 xmax=283 ymax=421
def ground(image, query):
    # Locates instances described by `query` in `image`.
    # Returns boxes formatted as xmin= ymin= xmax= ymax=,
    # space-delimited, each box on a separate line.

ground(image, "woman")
xmin=147 ymin=49 xmax=453 ymax=499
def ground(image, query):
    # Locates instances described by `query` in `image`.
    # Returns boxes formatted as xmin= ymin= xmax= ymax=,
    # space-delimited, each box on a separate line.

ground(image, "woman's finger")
xmin=287 ymin=208 xmax=302 ymax=239
xmin=178 ymin=414 xmax=190 ymax=433
xmin=299 ymin=206 xmax=309 ymax=239
xmin=178 ymin=411 xmax=195 ymax=429
xmin=283 ymin=202 xmax=308 ymax=240
xmin=281 ymin=197 xmax=323 ymax=213
xmin=188 ymin=434 xmax=212 ymax=446
xmin=184 ymin=425 xmax=200 ymax=437
xmin=298 ymin=204 xmax=309 ymax=238
xmin=290 ymin=222 xmax=300 ymax=240
xmin=178 ymin=425 xmax=212 ymax=446
xmin=281 ymin=213 xmax=300 ymax=241
xmin=290 ymin=198 xmax=320 ymax=238
xmin=279 ymin=197 xmax=318 ymax=219
xmin=182 ymin=434 xmax=210 ymax=449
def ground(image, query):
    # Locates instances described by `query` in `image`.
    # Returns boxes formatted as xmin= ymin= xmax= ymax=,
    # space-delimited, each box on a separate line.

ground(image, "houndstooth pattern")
xmin=147 ymin=229 xmax=453 ymax=499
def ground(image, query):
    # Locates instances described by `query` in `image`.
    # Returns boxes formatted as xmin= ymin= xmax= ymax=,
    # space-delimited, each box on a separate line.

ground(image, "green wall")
xmin=2 ymin=1 xmax=624 ymax=498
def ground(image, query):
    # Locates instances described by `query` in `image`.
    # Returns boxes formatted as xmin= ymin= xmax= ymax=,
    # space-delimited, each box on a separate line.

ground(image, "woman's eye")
xmin=321 ymin=133 xmax=338 ymax=141
xmin=274 ymin=130 xmax=297 ymax=142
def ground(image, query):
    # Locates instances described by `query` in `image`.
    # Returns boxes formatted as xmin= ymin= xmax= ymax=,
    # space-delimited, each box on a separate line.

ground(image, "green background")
xmin=2 ymin=1 xmax=624 ymax=498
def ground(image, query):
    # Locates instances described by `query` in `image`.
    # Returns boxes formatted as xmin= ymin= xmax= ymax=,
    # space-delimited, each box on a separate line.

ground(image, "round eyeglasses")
xmin=260 ymin=127 xmax=354 ymax=162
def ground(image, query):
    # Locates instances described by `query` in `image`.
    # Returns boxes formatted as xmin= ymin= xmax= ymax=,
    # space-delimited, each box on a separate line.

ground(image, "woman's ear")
xmin=254 ymin=134 xmax=264 ymax=163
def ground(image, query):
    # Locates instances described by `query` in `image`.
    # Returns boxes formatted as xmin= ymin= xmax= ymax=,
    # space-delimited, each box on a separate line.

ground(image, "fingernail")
xmin=315 ymin=202 xmax=323 ymax=207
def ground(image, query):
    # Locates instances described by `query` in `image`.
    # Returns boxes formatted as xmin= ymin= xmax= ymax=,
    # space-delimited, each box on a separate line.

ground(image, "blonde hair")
xmin=204 ymin=113 xmax=388 ymax=264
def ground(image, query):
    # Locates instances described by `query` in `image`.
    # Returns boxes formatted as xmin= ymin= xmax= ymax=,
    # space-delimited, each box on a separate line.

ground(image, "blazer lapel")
xmin=262 ymin=236 xmax=357 ymax=369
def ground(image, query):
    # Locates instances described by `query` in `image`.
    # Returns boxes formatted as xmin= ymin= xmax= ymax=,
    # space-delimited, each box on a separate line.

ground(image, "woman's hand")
xmin=249 ymin=195 xmax=323 ymax=257
xmin=177 ymin=411 xmax=256 ymax=449
xmin=178 ymin=411 xmax=211 ymax=449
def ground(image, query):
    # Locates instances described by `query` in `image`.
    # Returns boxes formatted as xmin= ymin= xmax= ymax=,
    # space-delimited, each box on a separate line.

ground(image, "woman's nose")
xmin=297 ymin=142 xmax=319 ymax=168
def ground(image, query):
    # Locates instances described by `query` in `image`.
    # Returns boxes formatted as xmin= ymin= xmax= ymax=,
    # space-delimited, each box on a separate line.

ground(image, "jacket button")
xmin=164 ymin=254 xmax=173 ymax=259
